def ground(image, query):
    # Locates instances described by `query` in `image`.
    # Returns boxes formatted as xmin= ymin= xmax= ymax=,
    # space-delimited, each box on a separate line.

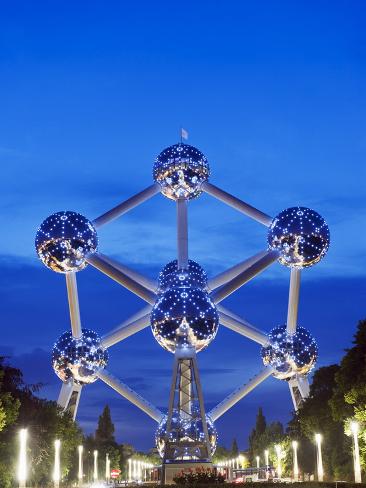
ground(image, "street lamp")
xmin=18 ymin=429 xmax=27 ymax=488
xmin=264 ymin=449 xmax=269 ymax=480
xmin=78 ymin=445 xmax=83 ymax=485
xmin=351 ymin=422 xmax=362 ymax=483
xmin=128 ymin=458 xmax=132 ymax=482
xmin=93 ymin=450 xmax=98 ymax=481
xmin=53 ymin=440 xmax=61 ymax=488
xmin=256 ymin=456 xmax=260 ymax=468
xmin=275 ymin=444 xmax=282 ymax=479
xmin=106 ymin=453 xmax=110 ymax=481
xmin=292 ymin=441 xmax=299 ymax=481
xmin=315 ymin=434 xmax=324 ymax=482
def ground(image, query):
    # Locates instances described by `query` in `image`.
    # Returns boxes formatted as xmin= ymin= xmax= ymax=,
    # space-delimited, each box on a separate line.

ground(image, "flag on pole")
xmin=181 ymin=128 xmax=188 ymax=141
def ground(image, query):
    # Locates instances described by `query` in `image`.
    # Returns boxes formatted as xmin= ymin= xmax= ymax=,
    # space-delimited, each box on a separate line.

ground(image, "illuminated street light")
xmin=264 ymin=449 xmax=269 ymax=480
xmin=93 ymin=450 xmax=98 ymax=481
xmin=128 ymin=458 xmax=132 ymax=482
xmin=78 ymin=445 xmax=83 ymax=485
xmin=292 ymin=441 xmax=299 ymax=481
xmin=315 ymin=434 xmax=324 ymax=482
xmin=53 ymin=440 xmax=61 ymax=488
xmin=106 ymin=453 xmax=110 ymax=481
xmin=256 ymin=456 xmax=260 ymax=468
xmin=18 ymin=429 xmax=27 ymax=488
xmin=351 ymin=422 xmax=362 ymax=483
xmin=239 ymin=454 xmax=245 ymax=469
xmin=275 ymin=444 xmax=282 ymax=479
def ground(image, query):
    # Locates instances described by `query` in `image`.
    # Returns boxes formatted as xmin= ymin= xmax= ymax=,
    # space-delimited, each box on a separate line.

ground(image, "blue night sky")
xmin=0 ymin=1 xmax=366 ymax=451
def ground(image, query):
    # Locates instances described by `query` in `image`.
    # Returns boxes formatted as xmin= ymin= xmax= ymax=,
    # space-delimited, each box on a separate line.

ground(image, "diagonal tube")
xmin=286 ymin=268 xmax=301 ymax=335
xmin=86 ymin=253 xmax=156 ymax=304
xmin=202 ymin=182 xmax=273 ymax=226
xmin=101 ymin=310 xmax=151 ymax=348
xmin=93 ymin=184 xmax=160 ymax=228
xmin=208 ymin=367 xmax=274 ymax=421
xmin=217 ymin=305 xmax=269 ymax=346
xmin=96 ymin=254 xmax=157 ymax=292
xmin=208 ymin=250 xmax=270 ymax=291
xmin=65 ymin=272 xmax=82 ymax=339
xmin=211 ymin=250 xmax=279 ymax=303
xmin=97 ymin=369 xmax=163 ymax=422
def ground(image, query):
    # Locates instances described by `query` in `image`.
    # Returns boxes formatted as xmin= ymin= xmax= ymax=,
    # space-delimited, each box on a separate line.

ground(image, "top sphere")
xmin=267 ymin=207 xmax=330 ymax=268
xmin=35 ymin=211 xmax=98 ymax=273
xmin=153 ymin=143 xmax=210 ymax=200
xmin=158 ymin=259 xmax=208 ymax=292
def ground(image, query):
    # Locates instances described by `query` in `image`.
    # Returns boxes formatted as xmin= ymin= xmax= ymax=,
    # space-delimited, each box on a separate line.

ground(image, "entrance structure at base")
xmin=35 ymin=139 xmax=330 ymax=480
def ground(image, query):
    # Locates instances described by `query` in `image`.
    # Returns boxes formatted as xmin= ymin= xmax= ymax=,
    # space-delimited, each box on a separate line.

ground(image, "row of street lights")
xmin=216 ymin=424 xmax=362 ymax=483
xmin=127 ymin=458 xmax=154 ymax=482
xmin=17 ymin=429 xmax=113 ymax=487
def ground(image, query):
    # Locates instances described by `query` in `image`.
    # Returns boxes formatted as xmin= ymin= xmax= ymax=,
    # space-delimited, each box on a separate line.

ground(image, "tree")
xmin=231 ymin=438 xmax=239 ymax=456
xmin=94 ymin=405 xmax=120 ymax=476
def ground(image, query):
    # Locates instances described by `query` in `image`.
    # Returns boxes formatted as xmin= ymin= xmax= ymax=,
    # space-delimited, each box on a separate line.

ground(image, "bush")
xmin=173 ymin=466 xmax=225 ymax=485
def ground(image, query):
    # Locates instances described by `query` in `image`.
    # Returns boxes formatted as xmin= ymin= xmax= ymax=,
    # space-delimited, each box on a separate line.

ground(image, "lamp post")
xmin=264 ymin=449 xmax=269 ymax=480
xmin=18 ymin=429 xmax=27 ymax=488
xmin=275 ymin=444 xmax=282 ymax=479
xmin=53 ymin=440 xmax=61 ymax=488
xmin=78 ymin=445 xmax=83 ymax=486
xmin=128 ymin=458 xmax=132 ymax=482
xmin=93 ymin=450 xmax=98 ymax=481
xmin=292 ymin=441 xmax=299 ymax=481
xmin=351 ymin=422 xmax=362 ymax=483
xmin=106 ymin=453 xmax=110 ymax=482
xmin=256 ymin=456 xmax=260 ymax=469
xmin=315 ymin=434 xmax=324 ymax=482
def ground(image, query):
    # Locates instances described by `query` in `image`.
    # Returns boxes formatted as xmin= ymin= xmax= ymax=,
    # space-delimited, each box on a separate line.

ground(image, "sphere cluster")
xmin=155 ymin=409 xmax=217 ymax=459
xmin=268 ymin=207 xmax=330 ymax=269
xmin=153 ymin=143 xmax=210 ymax=200
xmin=52 ymin=329 xmax=108 ymax=385
xmin=261 ymin=325 xmax=318 ymax=380
xmin=158 ymin=259 xmax=208 ymax=292
xmin=35 ymin=211 xmax=98 ymax=273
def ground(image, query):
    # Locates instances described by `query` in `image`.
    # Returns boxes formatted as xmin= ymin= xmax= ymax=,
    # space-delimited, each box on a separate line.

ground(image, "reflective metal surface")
xmin=35 ymin=211 xmax=98 ymax=273
xmin=153 ymin=143 xmax=210 ymax=200
xmin=261 ymin=324 xmax=318 ymax=380
xmin=268 ymin=207 xmax=330 ymax=268
xmin=158 ymin=259 xmax=208 ymax=292
xmin=52 ymin=329 xmax=108 ymax=384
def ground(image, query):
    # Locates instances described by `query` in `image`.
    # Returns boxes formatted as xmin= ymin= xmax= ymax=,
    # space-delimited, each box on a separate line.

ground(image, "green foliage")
xmin=231 ymin=438 xmax=239 ymax=456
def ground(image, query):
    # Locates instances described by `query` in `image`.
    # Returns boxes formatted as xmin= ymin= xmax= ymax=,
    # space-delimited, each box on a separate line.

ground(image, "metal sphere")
xmin=35 ymin=211 xmax=98 ymax=273
xmin=151 ymin=288 xmax=219 ymax=353
xmin=155 ymin=410 xmax=217 ymax=459
xmin=261 ymin=324 xmax=318 ymax=380
xmin=158 ymin=259 xmax=208 ymax=292
xmin=267 ymin=207 xmax=330 ymax=268
xmin=153 ymin=143 xmax=210 ymax=200
xmin=52 ymin=329 xmax=108 ymax=385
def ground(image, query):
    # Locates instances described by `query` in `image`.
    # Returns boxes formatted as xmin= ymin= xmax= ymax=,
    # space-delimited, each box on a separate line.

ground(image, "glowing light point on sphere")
xmin=35 ymin=211 xmax=98 ymax=273
xmin=267 ymin=207 xmax=330 ymax=268
xmin=151 ymin=287 xmax=219 ymax=353
xmin=158 ymin=259 xmax=208 ymax=292
xmin=261 ymin=324 xmax=318 ymax=379
xmin=155 ymin=410 xmax=217 ymax=458
xmin=52 ymin=329 xmax=108 ymax=384
xmin=153 ymin=143 xmax=210 ymax=200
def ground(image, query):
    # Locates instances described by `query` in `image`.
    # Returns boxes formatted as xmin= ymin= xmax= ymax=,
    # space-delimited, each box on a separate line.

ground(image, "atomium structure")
xmin=36 ymin=140 xmax=330 ymax=471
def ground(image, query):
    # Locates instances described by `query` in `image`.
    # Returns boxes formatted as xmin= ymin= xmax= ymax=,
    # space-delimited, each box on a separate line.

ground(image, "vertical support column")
xmin=65 ymin=272 xmax=82 ymax=339
xmin=177 ymin=198 xmax=188 ymax=269
xmin=179 ymin=360 xmax=192 ymax=419
xmin=287 ymin=268 xmax=301 ymax=335
xmin=57 ymin=380 xmax=82 ymax=420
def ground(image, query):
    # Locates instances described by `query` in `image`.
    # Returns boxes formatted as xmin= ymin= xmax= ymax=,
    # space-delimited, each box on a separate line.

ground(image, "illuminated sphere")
xmin=261 ymin=325 xmax=318 ymax=380
xmin=52 ymin=329 xmax=108 ymax=384
xmin=153 ymin=143 xmax=210 ymax=200
xmin=155 ymin=410 xmax=217 ymax=459
xmin=158 ymin=259 xmax=208 ymax=292
xmin=267 ymin=207 xmax=330 ymax=268
xmin=151 ymin=288 xmax=219 ymax=353
xmin=35 ymin=211 xmax=98 ymax=273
